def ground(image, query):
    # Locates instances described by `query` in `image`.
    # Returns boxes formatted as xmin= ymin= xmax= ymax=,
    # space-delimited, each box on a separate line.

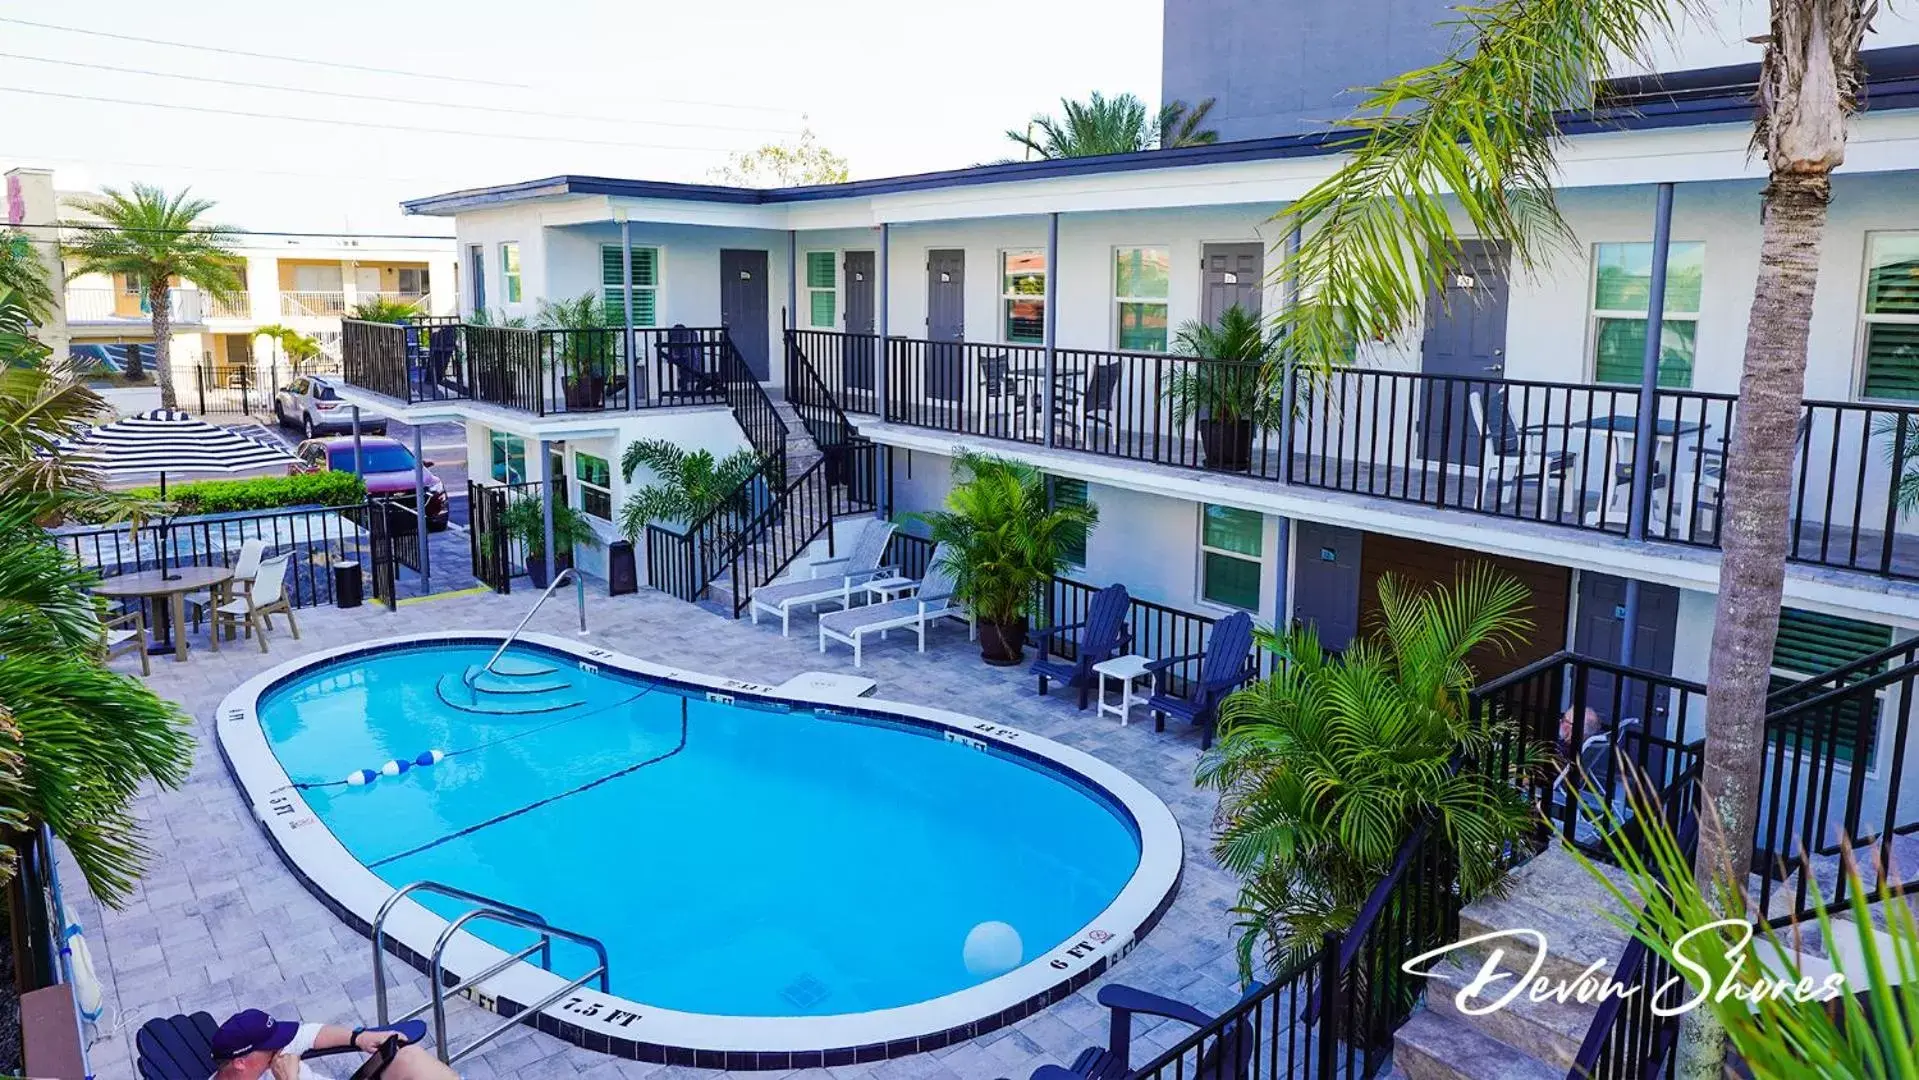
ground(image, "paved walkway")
xmin=74 ymin=586 xmax=1247 ymax=1079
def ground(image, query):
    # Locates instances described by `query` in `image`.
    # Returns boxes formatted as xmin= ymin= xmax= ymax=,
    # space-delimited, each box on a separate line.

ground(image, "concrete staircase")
xmin=772 ymin=398 xmax=824 ymax=475
xmin=703 ymin=398 xmax=846 ymax=614
xmin=1392 ymin=842 xmax=1634 ymax=1080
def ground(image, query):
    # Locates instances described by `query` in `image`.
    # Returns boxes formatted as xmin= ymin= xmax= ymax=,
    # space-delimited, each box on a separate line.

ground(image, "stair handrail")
xmin=467 ymin=566 xmax=584 ymax=687
xmin=713 ymin=332 xmax=787 ymax=460
xmin=784 ymin=330 xmax=863 ymax=449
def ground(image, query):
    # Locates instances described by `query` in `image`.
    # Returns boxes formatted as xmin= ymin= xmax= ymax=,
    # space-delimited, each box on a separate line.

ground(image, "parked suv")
xmin=274 ymin=375 xmax=386 ymax=439
xmin=292 ymin=436 xmax=449 ymax=531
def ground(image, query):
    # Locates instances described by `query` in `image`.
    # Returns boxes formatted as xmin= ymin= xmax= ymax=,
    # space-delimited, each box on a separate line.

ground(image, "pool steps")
xmin=432 ymin=667 xmax=586 ymax=716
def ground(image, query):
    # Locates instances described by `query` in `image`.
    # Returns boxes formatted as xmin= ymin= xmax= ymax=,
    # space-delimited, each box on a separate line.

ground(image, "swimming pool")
xmin=217 ymin=633 xmax=1182 ymax=1066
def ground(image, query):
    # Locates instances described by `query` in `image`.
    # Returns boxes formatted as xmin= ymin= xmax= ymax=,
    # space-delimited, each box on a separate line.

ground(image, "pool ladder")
xmin=467 ymin=567 xmax=588 ymax=690
xmin=372 ymin=881 xmax=611 ymax=1065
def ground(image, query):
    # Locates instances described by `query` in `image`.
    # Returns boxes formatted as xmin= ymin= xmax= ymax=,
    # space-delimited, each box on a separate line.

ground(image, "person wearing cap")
xmin=211 ymin=1008 xmax=458 ymax=1080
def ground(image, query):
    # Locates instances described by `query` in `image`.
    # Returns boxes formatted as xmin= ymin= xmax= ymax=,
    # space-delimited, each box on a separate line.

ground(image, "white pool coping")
xmin=214 ymin=631 xmax=1185 ymax=1067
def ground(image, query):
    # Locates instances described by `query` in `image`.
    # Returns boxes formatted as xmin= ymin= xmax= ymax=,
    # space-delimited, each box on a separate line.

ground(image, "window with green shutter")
xmin=1590 ymin=241 xmax=1703 ymax=387
xmin=1861 ymin=233 xmax=1919 ymax=401
xmin=574 ymin=452 xmax=613 ymax=522
xmin=499 ymin=243 xmax=522 ymax=304
xmin=600 ymin=245 xmax=659 ymax=327
xmin=805 ymin=251 xmax=837 ymax=329
xmin=1768 ymin=608 xmax=1895 ymax=766
xmin=1200 ymin=504 xmax=1263 ymax=611
xmin=1048 ymin=476 xmax=1089 ymax=566
xmin=1004 ymin=249 xmax=1046 ymax=344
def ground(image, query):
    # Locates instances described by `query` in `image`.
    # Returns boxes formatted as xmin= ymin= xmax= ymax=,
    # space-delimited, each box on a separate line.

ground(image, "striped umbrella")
xmin=55 ymin=409 xmax=296 ymax=579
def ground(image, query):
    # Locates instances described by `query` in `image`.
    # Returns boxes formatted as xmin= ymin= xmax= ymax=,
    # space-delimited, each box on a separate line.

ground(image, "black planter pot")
xmin=526 ymin=550 xmax=574 ymax=589
xmin=979 ymin=617 xmax=1028 ymax=666
xmin=1198 ymin=417 xmax=1255 ymax=472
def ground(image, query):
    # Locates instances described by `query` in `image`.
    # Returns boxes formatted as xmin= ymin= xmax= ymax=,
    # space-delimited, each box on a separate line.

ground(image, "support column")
xmin=1042 ymin=212 xmax=1059 ymax=448
xmin=1620 ymin=182 xmax=1675 ymax=668
xmin=876 ymin=223 xmax=890 ymax=419
xmin=787 ymin=229 xmax=799 ymax=332
xmin=412 ymin=423 xmax=430 ymax=591
xmin=351 ymin=406 xmax=363 ymax=474
xmin=1278 ymin=225 xmax=1303 ymax=478
xmin=539 ymin=439 xmax=557 ymax=587
xmin=619 ymin=216 xmax=637 ymax=403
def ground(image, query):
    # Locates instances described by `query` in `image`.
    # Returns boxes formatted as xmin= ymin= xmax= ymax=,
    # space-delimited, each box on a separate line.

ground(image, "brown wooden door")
xmin=1357 ymin=533 xmax=1570 ymax=679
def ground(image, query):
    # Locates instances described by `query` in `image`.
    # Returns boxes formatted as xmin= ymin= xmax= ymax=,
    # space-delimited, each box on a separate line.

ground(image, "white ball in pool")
xmin=963 ymin=921 xmax=1023 ymax=976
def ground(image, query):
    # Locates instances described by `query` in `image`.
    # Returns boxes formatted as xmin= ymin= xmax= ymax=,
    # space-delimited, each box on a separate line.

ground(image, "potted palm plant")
xmin=537 ymin=294 xmax=617 ymax=409
xmin=501 ymin=494 xmax=599 ymax=588
xmin=908 ymin=451 xmax=1098 ymax=666
xmin=1163 ymin=305 xmax=1287 ymax=472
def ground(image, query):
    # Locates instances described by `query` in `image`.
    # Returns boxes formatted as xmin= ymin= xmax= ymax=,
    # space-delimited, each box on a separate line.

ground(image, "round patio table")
xmin=91 ymin=566 xmax=234 ymax=664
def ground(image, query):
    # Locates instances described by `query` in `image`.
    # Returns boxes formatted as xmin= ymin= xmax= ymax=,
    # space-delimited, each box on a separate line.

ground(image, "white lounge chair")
xmin=818 ymin=547 xmax=973 ymax=667
xmin=749 ymin=519 xmax=898 ymax=635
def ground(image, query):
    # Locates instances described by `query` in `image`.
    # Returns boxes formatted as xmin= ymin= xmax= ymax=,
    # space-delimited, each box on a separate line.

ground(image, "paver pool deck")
xmin=74 ymin=585 xmax=1249 ymax=1079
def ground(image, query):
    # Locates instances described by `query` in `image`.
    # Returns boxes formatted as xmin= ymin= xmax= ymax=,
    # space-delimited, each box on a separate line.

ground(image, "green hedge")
xmin=127 ymin=471 xmax=367 ymax=515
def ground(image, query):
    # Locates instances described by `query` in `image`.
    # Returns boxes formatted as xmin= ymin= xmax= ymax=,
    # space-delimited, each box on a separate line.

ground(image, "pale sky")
xmin=0 ymin=0 xmax=1165 ymax=234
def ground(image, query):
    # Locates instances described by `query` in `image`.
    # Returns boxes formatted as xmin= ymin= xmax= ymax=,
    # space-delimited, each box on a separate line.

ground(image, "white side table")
xmin=859 ymin=575 xmax=918 ymax=604
xmin=1093 ymin=654 xmax=1155 ymax=727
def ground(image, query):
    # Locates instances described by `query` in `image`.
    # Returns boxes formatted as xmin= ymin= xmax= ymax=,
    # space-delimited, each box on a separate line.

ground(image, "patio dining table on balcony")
xmin=1527 ymin=413 xmax=1712 ymax=525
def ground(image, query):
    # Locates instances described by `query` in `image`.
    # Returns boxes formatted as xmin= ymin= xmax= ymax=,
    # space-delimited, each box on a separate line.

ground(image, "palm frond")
xmin=1269 ymin=0 xmax=1690 ymax=374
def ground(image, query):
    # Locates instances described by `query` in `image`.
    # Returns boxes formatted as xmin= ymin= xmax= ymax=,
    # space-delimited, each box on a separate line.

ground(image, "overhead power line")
xmin=0 ymin=86 xmax=743 ymax=152
xmin=0 ymin=15 xmax=528 ymax=88
xmin=0 ymin=53 xmax=799 ymax=135
xmin=8 ymin=222 xmax=456 ymax=241
xmin=2 ymin=151 xmax=437 ymax=186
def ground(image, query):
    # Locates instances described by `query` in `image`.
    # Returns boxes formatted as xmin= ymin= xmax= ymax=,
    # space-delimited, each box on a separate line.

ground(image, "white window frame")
xmin=1856 ymin=230 xmax=1919 ymax=402
xmin=574 ymin=450 xmax=614 ymax=523
xmin=1047 ymin=475 xmax=1089 ymax=568
xmin=1001 ymin=248 xmax=1047 ymax=345
xmin=1585 ymin=241 xmax=1702 ymax=388
xmin=600 ymin=244 xmax=662 ymax=328
xmin=1113 ymin=245 xmax=1172 ymax=352
xmin=1196 ymin=503 xmax=1264 ymax=614
xmin=499 ymin=242 xmax=523 ymax=305
xmin=803 ymin=250 xmax=839 ymax=330
xmin=489 ymin=431 xmax=526 ymax=485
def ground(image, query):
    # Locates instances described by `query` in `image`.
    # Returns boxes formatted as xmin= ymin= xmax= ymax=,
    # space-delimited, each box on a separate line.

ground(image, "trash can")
xmin=333 ymin=560 xmax=364 ymax=609
xmin=607 ymin=540 xmax=638 ymax=596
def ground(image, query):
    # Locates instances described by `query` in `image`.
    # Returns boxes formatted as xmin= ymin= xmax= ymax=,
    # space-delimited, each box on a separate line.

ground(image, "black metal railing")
xmin=884 ymin=336 xmax=1048 ymax=444
xmin=642 ymin=447 xmax=787 ymax=603
xmin=715 ymin=334 xmax=788 ymax=460
xmin=537 ymin=328 xmax=629 ymax=412
xmin=870 ymin=337 xmax=1918 ymax=582
xmin=1567 ymin=807 xmax=1699 ymax=1080
xmin=1469 ymin=652 xmax=1707 ymax=865
xmin=1753 ymin=646 xmax=1919 ymax=926
xmin=788 ymin=328 xmax=879 ymax=416
xmin=468 ymin=479 xmax=542 ymax=594
xmin=48 ymin=501 xmax=404 ymax=614
xmin=784 ymin=331 xmax=864 ymax=448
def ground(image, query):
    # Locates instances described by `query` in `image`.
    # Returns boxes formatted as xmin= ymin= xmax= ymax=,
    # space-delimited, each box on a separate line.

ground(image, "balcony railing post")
xmin=1042 ymin=211 xmax=1059 ymax=449
xmin=1882 ymin=410 xmax=1910 ymax=577
xmin=877 ymin=222 xmax=890 ymax=417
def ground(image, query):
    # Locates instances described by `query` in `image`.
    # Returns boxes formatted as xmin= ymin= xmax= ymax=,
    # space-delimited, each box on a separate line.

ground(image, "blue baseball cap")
xmin=211 ymin=1009 xmax=300 ymax=1060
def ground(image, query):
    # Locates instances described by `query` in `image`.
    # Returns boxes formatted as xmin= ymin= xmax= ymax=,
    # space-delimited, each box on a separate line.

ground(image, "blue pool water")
xmin=257 ymin=643 xmax=1141 ymax=1017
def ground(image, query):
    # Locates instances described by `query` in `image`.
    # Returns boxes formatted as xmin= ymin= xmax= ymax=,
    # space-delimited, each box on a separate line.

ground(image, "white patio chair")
xmin=187 ymin=537 xmax=267 ymax=631
xmin=211 ymin=553 xmax=299 ymax=653
xmin=1469 ymin=389 xmax=1573 ymax=512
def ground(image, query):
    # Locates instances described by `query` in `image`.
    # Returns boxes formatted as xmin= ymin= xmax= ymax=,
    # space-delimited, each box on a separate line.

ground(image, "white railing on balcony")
xmin=205 ymin=293 xmax=254 ymax=319
xmin=280 ymin=291 xmax=348 ymax=318
xmin=64 ymin=287 xmax=204 ymax=324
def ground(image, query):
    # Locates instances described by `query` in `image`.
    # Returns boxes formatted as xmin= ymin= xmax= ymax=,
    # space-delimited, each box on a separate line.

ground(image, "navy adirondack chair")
xmin=136 ymin=1011 xmax=428 ymax=1079
xmin=1145 ymin=610 xmax=1257 ymax=749
xmin=1031 ymin=584 xmax=1133 ymax=708
xmin=1018 ymin=982 xmax=1265 ymax=1080
xmin=658 ymin=324 xmax=727 ymax=400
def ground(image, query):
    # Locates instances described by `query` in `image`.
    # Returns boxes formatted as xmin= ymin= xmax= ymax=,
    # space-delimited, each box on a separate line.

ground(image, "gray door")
xmin=1572 ymin=573 xmax=1680 ymax=726
xmin=1290 ymin=521 xmax=1363 ymax=653
xmin=844 ymin=250 xmax=876 ymax=392
xmin=720 ymin=249 xmax=770 ymax=379
xmin=1201 ymin=243 xmax=1264 ymax=326
xmin=1418 ymin=241 xmax=1510 ymax=464
xmin=926 ymin=249 xmax=965 ymax=402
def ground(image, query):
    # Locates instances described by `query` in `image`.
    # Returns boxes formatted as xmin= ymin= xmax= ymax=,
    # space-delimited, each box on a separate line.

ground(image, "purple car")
xmin=292 ymin=436 xmax=449 ymax=530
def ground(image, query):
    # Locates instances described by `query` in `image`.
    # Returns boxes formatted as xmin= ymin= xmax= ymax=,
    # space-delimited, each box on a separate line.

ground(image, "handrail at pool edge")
xmin=467 ymin=567 xmax=586 ymax=688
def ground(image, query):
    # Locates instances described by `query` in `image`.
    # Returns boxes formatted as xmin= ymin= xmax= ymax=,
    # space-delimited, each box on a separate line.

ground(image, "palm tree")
xmin=0 ymin=230 xmax=55 ymax=322
xmin=1007 ymin=93 xmax=1219 ymax=158
xmin=1200 ymin=566 xmax=1537 ymax=975
xmin=60 ymin=185 xmax=243 ymax=408
xmin=618 ymin=438 xmax=765 ymax=536
xmin=347 ymin=296 xmax=423 ymax=323
xmin=0 ymin=283 xmax=194 ymax=902
xmin=251 ymin=324 xmax=325 ymax=371
xmin=1264 ymin=1 xmax=1876 ymax=1070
